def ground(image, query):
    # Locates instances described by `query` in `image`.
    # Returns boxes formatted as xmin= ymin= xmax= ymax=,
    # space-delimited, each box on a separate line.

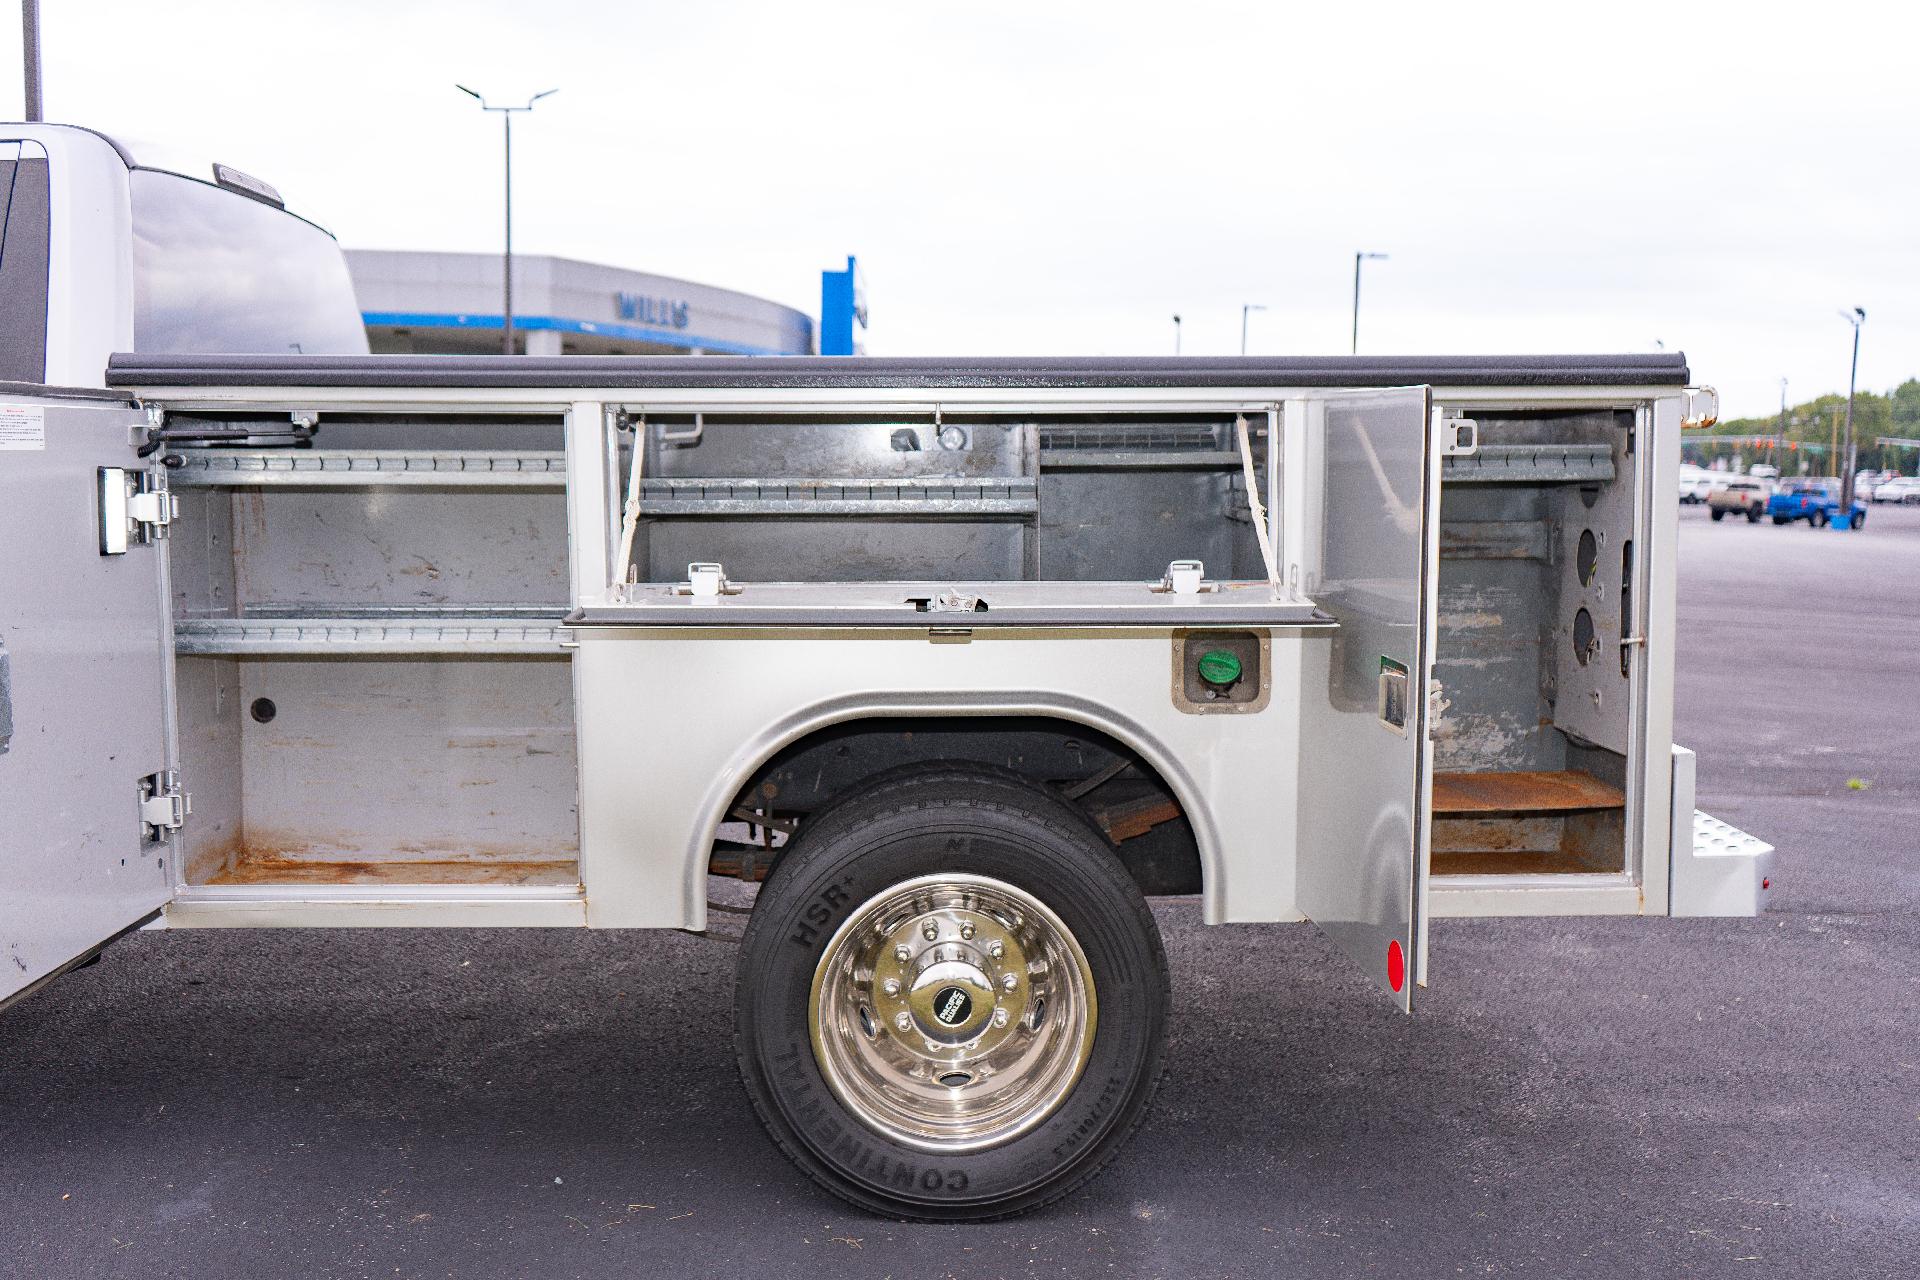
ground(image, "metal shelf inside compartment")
xmin=1037 ymin=449 xmax=1242 ymax=469
xmin=1442 ymin=443 xmax=1615 ymax=484
xmin=637 ymin=475 xmax=1038 ymax=517
xmin=174 ymin=604 xmax=570 ymax=654
xmin=167 ymin=449 xmax=567 ymax=487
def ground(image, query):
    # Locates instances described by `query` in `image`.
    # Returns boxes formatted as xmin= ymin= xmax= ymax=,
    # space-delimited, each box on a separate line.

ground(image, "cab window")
xmin=0 ymin=153 xmax=52 ymax=382
xmin=130 ymin=169 xmax=369 ymax=356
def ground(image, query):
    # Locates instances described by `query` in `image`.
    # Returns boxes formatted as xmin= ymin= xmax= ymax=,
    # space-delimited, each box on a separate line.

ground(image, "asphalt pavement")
xmin=3 ymin=504 xmax=1916 ymax=1279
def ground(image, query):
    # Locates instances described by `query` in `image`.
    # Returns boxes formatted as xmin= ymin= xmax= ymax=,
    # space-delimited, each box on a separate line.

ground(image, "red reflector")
xmin=1387 ymin=939 xmax=1406 ymax=992
xmin=1761 ymin=877 xmax=1771 ymax=890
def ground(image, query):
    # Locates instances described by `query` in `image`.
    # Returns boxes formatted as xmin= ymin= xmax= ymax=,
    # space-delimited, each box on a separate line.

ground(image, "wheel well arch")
xmin=687 ymin=694 xmax=1219 ymax=920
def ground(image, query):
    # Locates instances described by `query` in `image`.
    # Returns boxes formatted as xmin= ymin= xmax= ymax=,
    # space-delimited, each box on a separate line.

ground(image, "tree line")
xmin=1688 ymin=379 xmax=1920 ymax=473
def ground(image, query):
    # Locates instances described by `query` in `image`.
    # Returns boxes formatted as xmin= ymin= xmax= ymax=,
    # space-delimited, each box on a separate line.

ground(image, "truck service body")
xmin=0 ymin=344 xmax=1775 ymax=1216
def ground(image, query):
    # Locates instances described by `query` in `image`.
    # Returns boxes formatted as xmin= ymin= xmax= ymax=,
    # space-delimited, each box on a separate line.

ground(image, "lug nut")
xmin=992 ymin=1007 xmax=1010 ymax=1028
xmin=960 ymin=921 xmax=976 ymax=940
xmin=921 ymin=920 xmax=938 ymax=942
xmin=882 ymin=977 xmax=902 ymax=997
xmin=894 ymin=944 xmax=911 ymax=962
xmin=1002 ymin=973 xmax=1018 ymax=992
xmin=986 ymin=940 xmax=1004 ymax=959
xmin=894 ymin=1012 xmax=913 ymax=1032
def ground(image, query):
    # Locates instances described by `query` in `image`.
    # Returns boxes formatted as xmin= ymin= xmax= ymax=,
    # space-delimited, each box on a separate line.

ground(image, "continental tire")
xmin=733 ymin=763 xmax=1169 ymax=1220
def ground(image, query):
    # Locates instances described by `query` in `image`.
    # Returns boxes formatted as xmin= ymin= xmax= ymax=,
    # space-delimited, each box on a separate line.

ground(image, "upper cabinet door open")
xmin=1287 ymin=388 xmax=1440 ymax=1011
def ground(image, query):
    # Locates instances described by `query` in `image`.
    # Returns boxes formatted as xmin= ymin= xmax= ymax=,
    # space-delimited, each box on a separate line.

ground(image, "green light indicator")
xmin=1197 ymin=649 xmax=1242 ymax=687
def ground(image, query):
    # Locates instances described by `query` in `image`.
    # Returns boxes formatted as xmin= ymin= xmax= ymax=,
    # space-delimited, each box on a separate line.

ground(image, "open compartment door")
xmin=0 ymin=395 xmax=177 ymax=1006
xmin=1291 ymin=388 xmax=1440 ymax=1011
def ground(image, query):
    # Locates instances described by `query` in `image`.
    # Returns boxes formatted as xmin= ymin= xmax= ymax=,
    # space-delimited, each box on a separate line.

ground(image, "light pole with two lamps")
xmin=457 ymin=84 xmax=558 ymax=356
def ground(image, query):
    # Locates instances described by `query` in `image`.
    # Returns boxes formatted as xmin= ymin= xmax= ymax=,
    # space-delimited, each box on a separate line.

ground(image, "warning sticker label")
xmin=0 ymin=404 xmax=47 ymax=450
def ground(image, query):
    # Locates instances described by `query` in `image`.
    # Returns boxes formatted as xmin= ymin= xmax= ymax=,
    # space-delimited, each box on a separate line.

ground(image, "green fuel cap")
xmin=1197 ymin=649 xmax=1242 ymax=688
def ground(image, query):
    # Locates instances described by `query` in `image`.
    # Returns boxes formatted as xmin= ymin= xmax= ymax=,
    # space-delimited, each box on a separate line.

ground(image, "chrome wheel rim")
xmin=807 ymin=872 xmax=1097 ymax=1153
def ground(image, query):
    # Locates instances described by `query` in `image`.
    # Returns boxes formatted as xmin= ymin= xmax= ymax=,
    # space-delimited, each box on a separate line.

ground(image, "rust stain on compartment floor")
xmin=1431 ymin=769 xmax=1625 ymax=816
xmin=209 ymin=856 xmax=580 ymax=887
xmin=1430 ymin=849 xmax=1612 ymax=876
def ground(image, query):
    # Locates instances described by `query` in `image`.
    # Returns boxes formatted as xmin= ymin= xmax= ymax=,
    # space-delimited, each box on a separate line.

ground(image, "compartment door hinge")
xmin=138 ymin=770 xmax=190 ymax=839
xmin=99 ymin=466 xmax=177 ymax=555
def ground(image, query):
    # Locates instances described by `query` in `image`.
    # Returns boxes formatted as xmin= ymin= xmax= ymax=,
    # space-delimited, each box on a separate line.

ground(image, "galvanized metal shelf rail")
xmin=637 ymin=476 xmax=1038 ymax=517
xmin=174 ymin=604 xmax=570 ymax=655
xmin=166 ymin=449 xmax=567 ymax=488
xmin=1442 ymin=443 xmax=1615 ymax=484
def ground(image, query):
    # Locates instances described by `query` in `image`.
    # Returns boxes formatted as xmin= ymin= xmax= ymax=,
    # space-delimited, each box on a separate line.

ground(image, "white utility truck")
xmin=1 ymin=333 xmax=1773 ymax=1218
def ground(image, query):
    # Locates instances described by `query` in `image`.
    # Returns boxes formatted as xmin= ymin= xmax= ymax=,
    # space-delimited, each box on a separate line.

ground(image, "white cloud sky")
xmin=5 ymin=0 xmax=1914 ymax=416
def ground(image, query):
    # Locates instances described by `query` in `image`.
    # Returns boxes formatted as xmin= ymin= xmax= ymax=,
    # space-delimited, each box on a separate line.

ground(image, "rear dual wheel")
xmin=734 ymin=765 xmax=1168 ymax=1220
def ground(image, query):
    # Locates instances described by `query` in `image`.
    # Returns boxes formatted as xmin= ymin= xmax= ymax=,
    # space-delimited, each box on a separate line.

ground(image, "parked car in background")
xmin=1708 ymin=477 xmax=1769 ymax=522
xmin=1678 ymin=464 xmax=1717 ymax=503
xmin=1871 ymin=476 xmax=1920 ymax=504
xmin=1768 ymin=477 xmax=1867 ymax=529
xmin=1747 ymin=463 xmax=1780 ymax=481
xmin=1855 ymin=470 xmax=1893 ymax=496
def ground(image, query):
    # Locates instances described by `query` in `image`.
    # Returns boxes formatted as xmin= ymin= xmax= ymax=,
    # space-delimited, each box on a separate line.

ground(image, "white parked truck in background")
xmin=0 ymin=123 xmax=367 ymax=389
xmin=1 ymin=197 xmax=1776 ymax=1220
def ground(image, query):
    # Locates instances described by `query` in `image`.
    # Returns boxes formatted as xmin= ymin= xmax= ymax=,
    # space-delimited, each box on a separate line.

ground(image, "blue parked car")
xmin=1768 ymin=478 xmax=1867 ymax=529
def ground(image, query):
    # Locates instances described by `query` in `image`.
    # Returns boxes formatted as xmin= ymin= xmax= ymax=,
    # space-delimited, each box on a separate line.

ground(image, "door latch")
xmin=138 ymin=770 xmax=190 ymax=840
xmin=679 ymin=562 xmax=735 ymax=598
xmin=99 ymin=467 xmax=176 ymax=555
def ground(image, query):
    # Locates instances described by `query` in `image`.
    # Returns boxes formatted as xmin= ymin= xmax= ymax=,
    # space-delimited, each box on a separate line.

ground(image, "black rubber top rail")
xmin=107 ymin=352 xmax=1691 ymax=391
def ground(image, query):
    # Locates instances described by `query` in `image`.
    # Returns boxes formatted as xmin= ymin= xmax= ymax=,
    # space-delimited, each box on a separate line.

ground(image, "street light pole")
xmin=457 ymin=85 xmax=558 ymax=356
xmin=1172 ymin=314 xmax=1182 ymax=356
xmin=1776 ymin=377 xmax=1788 ymax=469
xmin=1839 ymin=308 xmax=1865 ymax=518
xmin=1351 ymin=252 xmax=1388 ymax=354
xmin=22 ymin=0 xmax=43 ymax=121
xmin=1241 ymin=304 xmax=1267 ymax=356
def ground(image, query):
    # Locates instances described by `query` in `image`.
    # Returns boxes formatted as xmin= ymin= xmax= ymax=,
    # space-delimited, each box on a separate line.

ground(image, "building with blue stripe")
xmin=347 ymin=250 xmax=818 ymax=357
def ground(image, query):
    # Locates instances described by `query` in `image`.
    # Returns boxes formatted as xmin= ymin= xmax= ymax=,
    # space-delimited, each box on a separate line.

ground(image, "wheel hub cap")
xmin=808 ymin=873 xmax=1097 ymax=1152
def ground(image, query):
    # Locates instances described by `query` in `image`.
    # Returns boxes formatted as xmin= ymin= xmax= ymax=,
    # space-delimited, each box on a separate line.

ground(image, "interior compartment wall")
xmin=169 ymin=487 xmax=237 ymax=619
xmin=231 ymin=490 xmax=570 ymax=608
xmin=643 ymin=518 xmax=1027 ymax=582
xmin=1038 ymin=470 xmax=1257 ymax=581
xmin=232 ymin=656 xmax=578 ymax=864
xmin=174 ymin=655 xmax=244 ymax=883
xmin=1549 ymin=421 xmax=1638 ymax=754
xmin=1433 ymin=485 xmax=1564 ymax=772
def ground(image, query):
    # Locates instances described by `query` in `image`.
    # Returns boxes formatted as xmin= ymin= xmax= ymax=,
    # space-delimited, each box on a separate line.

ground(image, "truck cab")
xmin=0 ymin=123 xmax=367 ymax=389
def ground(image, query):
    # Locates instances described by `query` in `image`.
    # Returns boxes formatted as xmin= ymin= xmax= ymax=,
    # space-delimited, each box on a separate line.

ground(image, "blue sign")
xmin=614 ymin=293 xmax=689 ymax=329
xmin=819 ymin=256 xmax=867 ymax=356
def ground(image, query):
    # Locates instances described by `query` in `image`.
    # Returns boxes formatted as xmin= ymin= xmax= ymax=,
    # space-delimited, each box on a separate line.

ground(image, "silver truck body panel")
xmin=0 ymin=392 xmax=175 ymax=1004
xmin=0 ymin=355 xmax=1773 ymax=1006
